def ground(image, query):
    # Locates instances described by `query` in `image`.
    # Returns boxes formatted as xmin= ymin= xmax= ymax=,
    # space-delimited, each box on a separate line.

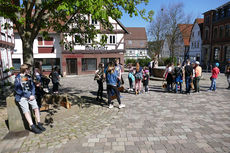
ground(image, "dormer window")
xmin=109 ymin=35 xmax=116 ymax=44
xmin=92 ymin=19 xmax=98 ymax=25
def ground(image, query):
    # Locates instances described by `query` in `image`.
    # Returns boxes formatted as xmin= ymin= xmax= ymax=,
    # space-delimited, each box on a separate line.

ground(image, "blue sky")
xmin=120 ymin=0 xmax=230 ymax=28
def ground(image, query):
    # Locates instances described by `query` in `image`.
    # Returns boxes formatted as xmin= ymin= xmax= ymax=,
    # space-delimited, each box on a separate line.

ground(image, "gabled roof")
xmin=178 ymin=24 xmax=193 ymax=46
xmin=125 ymin=27 xmax=147 ymax=40
xmin=195 ymin=18 xmax=204 ymax=25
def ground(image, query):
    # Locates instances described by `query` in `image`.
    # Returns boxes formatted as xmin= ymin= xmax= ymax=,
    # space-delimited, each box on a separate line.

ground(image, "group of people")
xmin=14 ymin=63 xmax=62 ymax=134
xmin=164 ymin=60 xmax=203 ymax=94
xmin=94 ymin=59 xmax=125 ymax=109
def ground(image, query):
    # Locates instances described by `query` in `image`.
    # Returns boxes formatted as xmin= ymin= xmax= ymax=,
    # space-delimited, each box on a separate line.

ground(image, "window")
xmin=225 ymin=25 xmax=230 ymax=38
xmin=192 ymin=32 xmax=194 ymax=37
xmin=219 ymin=26 xmax=224 ymax=38
xmin=74 ymin=35 xmax=81 ymax=43
xmin=225 ymin=46 xmax=230 ymax=62
xmin=101 ymin=35 xmax=108 ymax=44
xmin=129 ymin=51 xmax=132 ymax=54
xmin=205 ymin=29 xmax=209 ymax=40
xmin=197 ymin=42 xmax=199 ymax=48
xmin=92 ymin=19 xmax=98 ymax=25
xmin=214 ymin=47 xmax=220 ymax=60
xmin=205 ymin=15 xmax=210 ymax=24
xmin=82 ymin=58 xmax=97 ymax=71
xmin=34 ymin=58 xmax=60 ymax=70
xmin=128 ymin=40 xmax=132 ymax=44
xmin=12 ymin=59 xmax=21 ymax=70
xmin=109 ymin=35 xmax=115 ymax=44
xmin=85 ymin=38 xmax=91 ymax=44
xmin=38 ymin=37 xmax=43 ymax=45
xmin=38 ymin=37 xmax=54 ymax=46
xmin=213 ymin=28 xmax=218 ymax=39
xmin=140 ymin=51 xmax=143 ymax=55
xmin=101 ymin=58 xmax=116 ymax=67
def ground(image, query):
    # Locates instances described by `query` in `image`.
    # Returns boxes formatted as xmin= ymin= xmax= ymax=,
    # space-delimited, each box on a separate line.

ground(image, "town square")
xmin=0 ymin=0 xmax=230 ymax=153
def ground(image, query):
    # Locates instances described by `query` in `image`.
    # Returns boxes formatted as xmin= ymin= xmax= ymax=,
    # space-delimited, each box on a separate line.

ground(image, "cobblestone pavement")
xmin=0 ymin=73 xmax=230 ymax=153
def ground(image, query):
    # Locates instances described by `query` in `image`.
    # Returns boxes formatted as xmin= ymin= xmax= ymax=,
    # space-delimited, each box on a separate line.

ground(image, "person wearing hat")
xmin=208 ymin=63 xmax=220 ymax=91
xmin=14 ymin=64 xmax=46 ymax=134
xmin=194 ymin=61 xmax=202 ymax=93
xmin=225 ymin=59 xmax=230 ymax=89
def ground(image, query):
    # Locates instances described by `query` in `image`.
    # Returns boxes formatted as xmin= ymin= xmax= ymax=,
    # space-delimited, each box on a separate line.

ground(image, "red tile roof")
xmin=125 ymin=27 xmax=147 ymax=40
xmin=178 ymin=24 xmax=193 ymax=46
xmin=195 ymin=18 xmax=204 ymax=24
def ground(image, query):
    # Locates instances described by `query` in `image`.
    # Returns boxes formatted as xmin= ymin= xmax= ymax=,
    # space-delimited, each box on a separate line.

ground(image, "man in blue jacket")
xmin=15 ymin=64 xmax=46 ymax=134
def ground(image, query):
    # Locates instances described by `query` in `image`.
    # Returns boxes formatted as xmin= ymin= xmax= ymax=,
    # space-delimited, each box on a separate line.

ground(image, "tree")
xmin=148 ymin=2 xmax=192 ymax=63
xmin=0 ymin=0 xmax=154 ymax=66
xmin=147 ymin=7 xmax=167 ymax=59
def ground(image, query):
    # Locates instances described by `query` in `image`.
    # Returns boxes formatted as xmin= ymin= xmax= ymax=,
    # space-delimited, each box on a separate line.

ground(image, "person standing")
xmin=184 ymin=60 xmax=193 ymax=94
xmin=14 ymin=64 xmax=46 ymax=134
xmin=134 ymin=62 xmax=143 ymax=95
xmin=225 ymin=59 xmax=230 ymax=89
xmin=94 ymin=63 xmax=105 ymax=101
xmin=173 ymin=62 xmax=183 ymax=93
xmin=49 ymin=67 xmax=60 ymax=93
xmin=34 ymin=68 xmax=44 ymax=108
xmin=194 ymin=61 xmax=202 ymax=93
xmin=106 ymin=62 xmax=125 ymax=109
xmin=142 ymin=67 xmax=150 ymax=93
xmin=128 ymin=64 xmax=135 ymax=91
xmin=208 ymin=63 xmax=220 ymax=91
xmin=165 ymin=63 xmax=174 ymax=92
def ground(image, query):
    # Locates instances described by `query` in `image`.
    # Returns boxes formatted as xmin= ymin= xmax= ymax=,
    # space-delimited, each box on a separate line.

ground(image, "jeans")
xmin=209 ymin=78 xmax=216 ymax=91
xmin=97 ymin=80 xmax=103 ymax=98
xmin=175 ymin=82 xmax=182 ymax=93
xmin=128 ymin=77 xmax=133 ymax=89
xmin=107 ymin=85 xmax=121 ymax=105
xmin=194 ymin=77 xmax=201 ymax=92
xmin=167 ymin=83 xmax=173 ymax=92
xmin=53 ymin=82 xmax=59 ymax=92
xmin=185 ymin=76 xmax=192 ymax=93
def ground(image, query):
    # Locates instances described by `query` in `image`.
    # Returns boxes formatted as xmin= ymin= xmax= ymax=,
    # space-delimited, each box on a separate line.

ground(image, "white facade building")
xmin=189 ymin=19 xmax=204 ymax=63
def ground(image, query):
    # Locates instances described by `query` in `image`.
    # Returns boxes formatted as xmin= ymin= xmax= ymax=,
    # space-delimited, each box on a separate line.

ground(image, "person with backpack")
xmin=94 ymin=63 xmax=105 ymax=101
xmin=106 ymin=62 xmax=125 ymax=109
xmin=142 ymin=67 xmax=150 ymax=93
xmin=208 ymin=63 xmax=220 ymax=91
xmin=173 ymin=62 xmax=183 ymax=93
xmin=49 ymin=67 xmax=60 ymax=93
xmin=184 ymin=59 xmax=193 ymax=94
xmin=128 ymin=64 xmax=135 ymax=91
xmin=134 ymin=62 xmax=143 ymax=95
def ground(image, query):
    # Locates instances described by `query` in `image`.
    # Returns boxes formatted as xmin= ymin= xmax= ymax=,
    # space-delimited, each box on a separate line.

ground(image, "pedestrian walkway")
xmin=0 ymin=73 xmax=230 ymax=153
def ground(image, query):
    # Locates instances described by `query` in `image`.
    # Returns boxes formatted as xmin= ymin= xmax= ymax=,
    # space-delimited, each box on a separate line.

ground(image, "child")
xmin=128 ymin=64 xmax=135 ymax=91
xmin=15 ymin=64 xmax=46 ymax=134
xmin=106 ymin=62 xmax=125 ymax=109
xmin=173 ymin=62 xmax=183 ymax=93
xmin=208 ymin=63 xmax=220 ymax=91
xmin=142 ymin=67 xmax=150 ymax=93
xmin=134 ymin=62 xmax=143 ymax=95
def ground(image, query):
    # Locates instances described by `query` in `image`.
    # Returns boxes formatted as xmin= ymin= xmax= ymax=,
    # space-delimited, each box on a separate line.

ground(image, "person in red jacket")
xmin=208 ymin=63 xmax=220 ymax=91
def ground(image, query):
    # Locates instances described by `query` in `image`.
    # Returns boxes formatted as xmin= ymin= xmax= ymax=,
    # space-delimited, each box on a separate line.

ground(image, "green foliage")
xmin=138 ymin=58 xmax=151 ymax=67
xmin=3 ymin=68 xmax=10 ymax=73
xmin=159 ymin=57 xmax=177 ymax=66
xmin=10 ymin=67 xmax=15 ymax=70
xmin=0 ymin=0 xmax=154 ymax=65
xmin=125 ymin=59 xmax=136 ymax=65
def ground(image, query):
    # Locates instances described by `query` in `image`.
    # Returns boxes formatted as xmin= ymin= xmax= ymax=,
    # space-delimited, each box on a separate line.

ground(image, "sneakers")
xmin=37 ymin=122 xmax=46 ymax=131
xmin=31 ymin=124 xmax=42 ymax=134
xmin=119 ymin=104 xmax=125 ymax=109
xmin=109 ymin=104 xmax=114 ymax=109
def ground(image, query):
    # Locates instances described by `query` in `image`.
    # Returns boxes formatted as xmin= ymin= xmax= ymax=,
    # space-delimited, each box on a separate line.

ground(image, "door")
xmin=66 ymin=59 xmax=77 ymax=75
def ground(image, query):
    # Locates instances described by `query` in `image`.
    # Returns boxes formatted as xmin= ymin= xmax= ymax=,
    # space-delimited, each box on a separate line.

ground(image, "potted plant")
xmin=10 ymin=67 xmax=15 ymax=74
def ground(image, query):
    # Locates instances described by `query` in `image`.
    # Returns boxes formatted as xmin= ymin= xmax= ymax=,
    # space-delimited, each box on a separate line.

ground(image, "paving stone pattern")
xmin=0 ymin=73 xmax=230 ymax=153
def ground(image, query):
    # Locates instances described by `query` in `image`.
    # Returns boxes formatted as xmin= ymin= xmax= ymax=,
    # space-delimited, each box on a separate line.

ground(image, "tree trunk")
xmin=22 ymin=40 xmax=34 ymax=67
